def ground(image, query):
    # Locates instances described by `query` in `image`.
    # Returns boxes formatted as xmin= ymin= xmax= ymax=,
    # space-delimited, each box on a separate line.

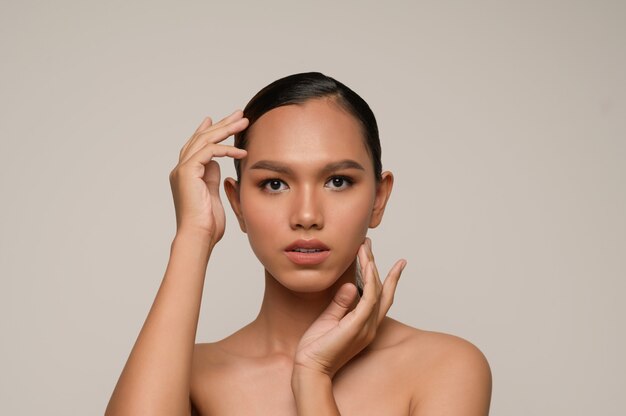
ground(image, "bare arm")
xmin=105 ymin=112 xmax=249 ymax=415
xmin=105 ymin=231 xmax=211 ymax=415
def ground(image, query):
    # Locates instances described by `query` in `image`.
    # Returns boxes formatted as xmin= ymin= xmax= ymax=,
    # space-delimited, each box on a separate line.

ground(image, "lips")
xmin=284 ymin=239 xmax=330 ymax=265
xmin=285 ymin=239 xmax=330 ymax=252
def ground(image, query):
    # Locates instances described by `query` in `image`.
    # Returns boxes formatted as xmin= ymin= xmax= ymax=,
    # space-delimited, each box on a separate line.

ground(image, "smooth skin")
xmin=106 ymin=99 xmax=491 ymax=415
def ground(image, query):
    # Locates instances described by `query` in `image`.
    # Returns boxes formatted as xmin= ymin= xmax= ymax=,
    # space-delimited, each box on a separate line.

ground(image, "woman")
xmin=106 ymin=72 xmax=492 ymax=415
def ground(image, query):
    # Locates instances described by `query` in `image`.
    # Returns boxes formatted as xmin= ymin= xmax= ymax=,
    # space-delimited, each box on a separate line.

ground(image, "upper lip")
xmin=285 ymin=239 xmax=330 ymax=251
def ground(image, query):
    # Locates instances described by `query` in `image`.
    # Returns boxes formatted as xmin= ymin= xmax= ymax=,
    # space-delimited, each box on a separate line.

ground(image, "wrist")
xmin=291 ymin=366 xmax=340 ymax=415
xmin=170 ymin=230 xmax=214 ymax=266
xmin=291 ymin=365 xmax=332 ymax=396
xmin=173 ymin=228 xmax=214 ymax=250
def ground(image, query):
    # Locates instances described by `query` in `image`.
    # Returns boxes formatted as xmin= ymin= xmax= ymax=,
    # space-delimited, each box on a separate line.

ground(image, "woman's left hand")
xmin=293 ymin=237 xmax=407 ymax=378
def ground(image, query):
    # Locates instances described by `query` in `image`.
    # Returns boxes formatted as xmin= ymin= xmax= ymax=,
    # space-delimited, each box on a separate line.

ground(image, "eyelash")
xmin=258 ymin=176 xmax=354 ymax=193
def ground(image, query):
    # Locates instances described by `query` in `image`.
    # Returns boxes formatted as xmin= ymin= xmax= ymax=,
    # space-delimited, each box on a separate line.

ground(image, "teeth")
xmin=293 ymin=248 xmax=322 ymax=253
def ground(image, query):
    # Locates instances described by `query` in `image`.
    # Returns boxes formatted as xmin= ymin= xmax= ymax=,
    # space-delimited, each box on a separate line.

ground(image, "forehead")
xmin=241 ymin=99 xmax=372 ymax=170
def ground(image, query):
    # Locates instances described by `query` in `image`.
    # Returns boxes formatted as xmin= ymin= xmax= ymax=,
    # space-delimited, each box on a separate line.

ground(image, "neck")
xmin=251 ymin=261 xmax=358 ymax=356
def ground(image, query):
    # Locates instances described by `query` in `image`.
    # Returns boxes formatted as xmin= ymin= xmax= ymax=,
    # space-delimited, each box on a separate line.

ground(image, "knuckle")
xmin=334 ymin=293 xmax=353 ymax=308
xmin=363 ymin=297 xmax=376 ymax=311
xmin=200 ymin=138 xmax=209 ymax=148
xmin=173 ymin=164 xmax=192 ymax=177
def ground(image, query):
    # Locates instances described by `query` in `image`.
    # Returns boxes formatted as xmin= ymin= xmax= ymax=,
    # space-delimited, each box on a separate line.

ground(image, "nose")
xmin=290 ymin=184 xmax=324 ymax=230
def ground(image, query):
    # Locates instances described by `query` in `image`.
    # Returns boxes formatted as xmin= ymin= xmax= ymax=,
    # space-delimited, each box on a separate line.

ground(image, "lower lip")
xmin=284 ymin=250 xmax=331 ymax=265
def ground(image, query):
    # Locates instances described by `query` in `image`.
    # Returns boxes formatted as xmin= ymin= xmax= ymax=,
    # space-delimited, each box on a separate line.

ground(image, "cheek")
xmin=329 ymin=192 xmax=374 ymax=242
xmin=334 ymin=194 xmax=371 ymax=223
xmin=239 ymin=194 xmax=283 ymax=256
xmin=241 ymin=197 xmax=281 ymax=228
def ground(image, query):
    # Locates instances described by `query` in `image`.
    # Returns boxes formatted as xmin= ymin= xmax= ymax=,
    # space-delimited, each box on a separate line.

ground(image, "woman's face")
xmin=225 ymin=98 xmax=392 ymax=293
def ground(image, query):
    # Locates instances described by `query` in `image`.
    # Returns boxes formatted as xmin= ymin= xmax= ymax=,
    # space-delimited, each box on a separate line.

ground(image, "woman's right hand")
xmin=169 ymin=110 xmax=249 ymax=248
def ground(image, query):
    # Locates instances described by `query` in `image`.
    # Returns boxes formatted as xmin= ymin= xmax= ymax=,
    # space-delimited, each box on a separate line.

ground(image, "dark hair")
xmin=234 ymin=72 xmax=382 ymax=181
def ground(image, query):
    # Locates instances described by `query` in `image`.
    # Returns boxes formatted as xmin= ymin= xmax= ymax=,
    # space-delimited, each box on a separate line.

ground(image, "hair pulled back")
xmin=234 ymin=72 xmax=382 ymax=182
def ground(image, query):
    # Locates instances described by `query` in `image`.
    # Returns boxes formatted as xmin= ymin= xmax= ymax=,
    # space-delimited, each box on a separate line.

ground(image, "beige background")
xmin=1 ymin=1 xmax=625 ymax=414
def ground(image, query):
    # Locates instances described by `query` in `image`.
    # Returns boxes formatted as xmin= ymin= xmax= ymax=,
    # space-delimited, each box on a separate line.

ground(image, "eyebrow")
xmin=248 ymin=159 xmax=366 ymax=175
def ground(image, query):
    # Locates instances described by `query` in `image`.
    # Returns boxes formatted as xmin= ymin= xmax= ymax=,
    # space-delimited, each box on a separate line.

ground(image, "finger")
xmin=362 ymin=238 xmax=377 ymax=276
xmin=184 ymin=117 xmax=249 ymax=158
xmin=191 ymin=110 xmax=245 ymax=147
xmin=362 ymin=238 xmax=382 ymax=293
xmin=204 ymin=160 xmax=221 ymax=196
xmin=194 ymin=110 xmax=243 ymax=137
xmin=179 ymin=116 xmax=214 ymax=161
xmin=365 ymin=237 xmax=374 ymax=261
xmin=182 ymin=143 xmax=247 ymax=167
xmin=348 ymin=260 xmax=379 ymax=328
xmin=193 ymin=116 xmax=213 ymax=134
xmin=377 ymin=260 xmax=407 ymax=325
xmin=206 ymin=109 xmax=244 ymax=131
xmin=195 ymin=116 xmax=248 ymax=144
xmin=319 ymin=283 xmax=359 ymax=321
xmin=356 ymin=243 xmax=369 ymax=288
xmin=180 ymin=112 xmax=247 ymax=161
xmin=357 ymin=241 xmax=370 ymax=275
xmin=356 ymin=242 xmax=385 ymax=330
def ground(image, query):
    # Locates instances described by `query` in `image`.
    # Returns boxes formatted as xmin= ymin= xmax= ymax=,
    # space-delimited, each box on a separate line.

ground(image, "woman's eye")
xmin=261 ymin=179 xmax=288 ymax=193
xmin=325 ymin=176 xmax=352 ymax=190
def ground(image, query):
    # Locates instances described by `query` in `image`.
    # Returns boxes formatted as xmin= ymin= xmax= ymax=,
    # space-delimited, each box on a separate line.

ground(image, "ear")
xmin=369 ymin=171 xmax=394 ymax=228
xmin=224 ymin=177 xmax=247 ymax=233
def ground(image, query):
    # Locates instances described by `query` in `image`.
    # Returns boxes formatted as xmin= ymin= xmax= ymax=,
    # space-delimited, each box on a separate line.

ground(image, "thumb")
xmin=204 ymin=160 xmax=221 ymax=196
xmin=320 ymin=283 xmax=359 ymax=321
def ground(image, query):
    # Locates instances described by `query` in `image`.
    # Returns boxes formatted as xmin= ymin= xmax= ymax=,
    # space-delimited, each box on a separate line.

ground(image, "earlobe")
xmin=369 ymin=171 xmax=394 ymax=228
xmin=224 ymin=177 xmax=247 ymax=233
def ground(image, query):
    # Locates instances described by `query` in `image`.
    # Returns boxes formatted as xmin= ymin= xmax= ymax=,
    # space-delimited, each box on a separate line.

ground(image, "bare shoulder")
xmin=192 ymin=341 xmax=222 ymax=369
xmin=190 ymin=342 xmax=226 ymax=390
xmin=191 ymin=337 xmax=243 ymax=375
xmin=192 ymin=324 xmax=253 ymax=365
xmin=373 ymin=319 xmax=492 ymax=415
xmin=189 ymin=340 xmax=245 ymax=415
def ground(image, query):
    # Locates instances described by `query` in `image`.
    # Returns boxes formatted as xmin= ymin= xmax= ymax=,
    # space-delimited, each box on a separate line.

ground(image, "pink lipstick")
xmin=284 ymin=239 xmax=331 ymax=265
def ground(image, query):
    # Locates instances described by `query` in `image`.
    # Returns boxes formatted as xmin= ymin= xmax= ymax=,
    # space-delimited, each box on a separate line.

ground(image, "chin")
xmin=270 ymin=269 xmax=340 ymax=293
xmin=265 ymin=260 xmax=357 ymax=295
